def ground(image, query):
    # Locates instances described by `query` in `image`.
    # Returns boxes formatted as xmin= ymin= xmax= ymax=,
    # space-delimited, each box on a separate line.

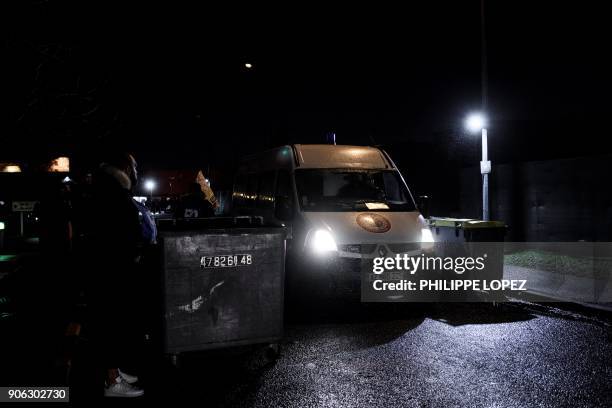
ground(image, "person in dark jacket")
xmin=90 ymin=152 xmax=144 ymax=398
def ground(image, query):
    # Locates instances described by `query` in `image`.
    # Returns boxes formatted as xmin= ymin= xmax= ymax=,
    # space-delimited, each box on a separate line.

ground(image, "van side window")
xmin=245 ymin=173 xmax=259 ymax=208
xmin=257 ymin=171 xmax=276 ymax=209
xmin=275 ymin=170 xmax=293 ymax=204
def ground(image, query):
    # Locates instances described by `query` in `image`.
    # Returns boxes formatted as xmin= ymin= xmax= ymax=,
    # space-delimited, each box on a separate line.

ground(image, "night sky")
xmin=4 ymin=1 xmax=611 ymax=176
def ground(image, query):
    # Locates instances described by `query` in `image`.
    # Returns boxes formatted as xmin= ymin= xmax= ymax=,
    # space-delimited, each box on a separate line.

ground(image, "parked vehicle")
xmin=232 ymin=144 xmax=433 ymax=298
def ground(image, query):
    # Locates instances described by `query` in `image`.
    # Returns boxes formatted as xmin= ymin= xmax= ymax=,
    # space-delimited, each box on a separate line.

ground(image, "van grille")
xmin=387 ymin=243 xmax=421 ymax=253
xmin=339 ymin=243 xmax=421 ymax=255
xmin=338 ymin=244 xmax=377 ymax=254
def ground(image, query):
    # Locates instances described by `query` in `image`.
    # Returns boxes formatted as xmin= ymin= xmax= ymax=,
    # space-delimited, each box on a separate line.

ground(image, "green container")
xmin=427 ymin=218 xmax=507 ymax=299
xmin=428 ymin=218 xmax=506 ymax=243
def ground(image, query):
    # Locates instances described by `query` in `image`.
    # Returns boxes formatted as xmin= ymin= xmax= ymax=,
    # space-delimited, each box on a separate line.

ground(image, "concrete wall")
xmin=460 ymin=155 xmax=612 ymax=242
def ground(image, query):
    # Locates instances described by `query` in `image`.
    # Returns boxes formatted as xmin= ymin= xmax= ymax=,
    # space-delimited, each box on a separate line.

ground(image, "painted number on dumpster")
xmin=200 ymin=254 xmax=253 ymax=268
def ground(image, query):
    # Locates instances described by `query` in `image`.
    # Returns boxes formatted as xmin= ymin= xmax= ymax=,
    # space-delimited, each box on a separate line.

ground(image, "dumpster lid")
xmin=158 ymin=216 xmax=264 ymax=231
xmin=428 ymin=217 xmax=506 ymax=229
xmin=157 ymin=216 xmax=287 ymax=235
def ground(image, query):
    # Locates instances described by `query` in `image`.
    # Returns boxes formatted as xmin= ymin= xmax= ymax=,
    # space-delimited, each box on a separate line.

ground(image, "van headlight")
xmin=421 ymin=228 xmax=434 ymax=243
xmin=310 ymin=229 xmax=338 ymax=254
xmin=421 ymin=228 xmax=434 ymax=251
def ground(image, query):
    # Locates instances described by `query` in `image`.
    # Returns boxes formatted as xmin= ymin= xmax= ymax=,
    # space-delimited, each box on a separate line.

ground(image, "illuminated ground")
xmin=87 ymin=301 xmax=611 ymax=407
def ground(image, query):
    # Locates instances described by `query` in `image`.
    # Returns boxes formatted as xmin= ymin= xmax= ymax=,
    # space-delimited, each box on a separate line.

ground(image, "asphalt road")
xmin=104 ymin=301 xmax=612 ymax=408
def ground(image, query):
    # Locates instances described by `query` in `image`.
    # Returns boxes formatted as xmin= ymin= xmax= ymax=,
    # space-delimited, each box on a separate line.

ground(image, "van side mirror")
xmin=417 ymin=195 xmax=430 ymax=219
xmin=274 ymin=196 xmax=293 ymax=221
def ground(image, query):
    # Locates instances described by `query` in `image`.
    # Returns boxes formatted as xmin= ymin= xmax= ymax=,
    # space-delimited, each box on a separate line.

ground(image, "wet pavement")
xmin=114 ymin=301 xmax=612 ymax=407
xmin=3 ymin=256 xmax=611 ymax=408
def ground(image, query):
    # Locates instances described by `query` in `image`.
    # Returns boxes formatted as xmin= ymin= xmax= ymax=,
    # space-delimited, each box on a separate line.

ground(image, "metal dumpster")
xmin=157 ymin=217 xmax=286 ymax=355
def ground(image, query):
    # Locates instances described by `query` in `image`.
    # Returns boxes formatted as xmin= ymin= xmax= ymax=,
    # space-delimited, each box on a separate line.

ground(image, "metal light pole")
xmin=466 ymin=114 xmax=490 ymax=221
xmin=480 ymin=0 xmax=490 ymax=221
xmin=474 ymin=0 xmax=491 ymax=221
xmin=480 ymin=127 xmax=490 ymax=221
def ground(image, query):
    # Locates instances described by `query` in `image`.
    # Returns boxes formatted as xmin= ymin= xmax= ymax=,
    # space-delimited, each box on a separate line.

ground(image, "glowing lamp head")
xmin=466 ymin=113 xmax=486 ymax=133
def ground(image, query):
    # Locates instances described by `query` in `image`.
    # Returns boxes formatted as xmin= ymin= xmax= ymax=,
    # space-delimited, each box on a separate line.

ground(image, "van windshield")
xmin=295 ymin=169 xmax=416 ymax=212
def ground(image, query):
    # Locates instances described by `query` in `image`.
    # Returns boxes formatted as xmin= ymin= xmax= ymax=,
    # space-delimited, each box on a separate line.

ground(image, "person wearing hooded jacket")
xmin=89 ymin=152 xmax=145 ymax=398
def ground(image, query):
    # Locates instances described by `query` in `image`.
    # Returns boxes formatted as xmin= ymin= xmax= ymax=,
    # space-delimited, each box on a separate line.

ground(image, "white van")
xmin=232 ymin=144 xmax=433 ymax=297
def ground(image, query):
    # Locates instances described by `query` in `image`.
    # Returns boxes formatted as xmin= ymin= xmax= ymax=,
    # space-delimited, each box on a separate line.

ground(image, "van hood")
xmin=302 ymin=211 xmax=426 ymax=244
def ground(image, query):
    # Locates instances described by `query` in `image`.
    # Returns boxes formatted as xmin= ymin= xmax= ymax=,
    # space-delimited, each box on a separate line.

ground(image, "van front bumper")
xmin=287 ymin=243 xmax=427 ymax=298
xmin=288 ymin=253 xmax=363 ymax=297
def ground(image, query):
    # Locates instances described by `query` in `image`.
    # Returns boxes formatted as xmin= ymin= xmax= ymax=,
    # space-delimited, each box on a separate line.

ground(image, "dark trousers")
xmin=89 ymin=258 xmax=143 ymax=370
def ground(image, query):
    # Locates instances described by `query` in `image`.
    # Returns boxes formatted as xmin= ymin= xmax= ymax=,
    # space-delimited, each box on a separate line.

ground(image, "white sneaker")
xmin=104 ymin=376 xmax=144 ymax=398
xmin=119 ymin=369 xmax=139 ymax=384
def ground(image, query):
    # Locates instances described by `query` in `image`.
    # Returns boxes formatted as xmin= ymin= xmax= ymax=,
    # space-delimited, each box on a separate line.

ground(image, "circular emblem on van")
xmin=356 ymin=213 xmax=391 ymax=233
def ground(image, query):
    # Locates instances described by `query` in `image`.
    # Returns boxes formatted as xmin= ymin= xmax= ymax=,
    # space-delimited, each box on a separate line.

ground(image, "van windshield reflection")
xmin=295 ymin=169 xmax=416 ymax=212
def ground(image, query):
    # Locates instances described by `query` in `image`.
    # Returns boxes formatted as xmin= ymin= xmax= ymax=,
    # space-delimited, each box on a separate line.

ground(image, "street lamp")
xmin=465 ymin=113 xmax=490 ymax=221
xmin=144 ymin=179 xmax=156 ymax=203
